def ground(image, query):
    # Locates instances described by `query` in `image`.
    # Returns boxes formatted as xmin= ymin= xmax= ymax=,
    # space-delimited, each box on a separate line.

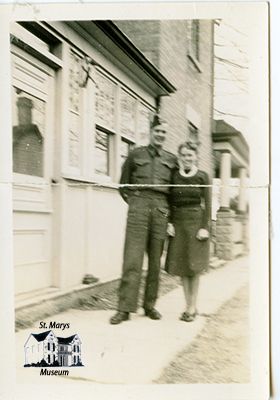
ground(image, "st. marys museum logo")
xmin=24 ymin=329 xmax=84 ymax=375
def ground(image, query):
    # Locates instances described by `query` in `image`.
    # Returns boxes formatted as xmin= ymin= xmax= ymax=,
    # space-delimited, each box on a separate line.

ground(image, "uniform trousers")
xmin=118 ymin=190 xmax=169 ymax=312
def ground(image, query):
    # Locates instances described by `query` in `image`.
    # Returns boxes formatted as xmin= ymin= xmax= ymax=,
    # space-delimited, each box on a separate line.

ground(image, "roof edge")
xmin=93 ymin=20 xmax=176 ymax=95
xmin=212 ymin=119 xmax=249 ymax=151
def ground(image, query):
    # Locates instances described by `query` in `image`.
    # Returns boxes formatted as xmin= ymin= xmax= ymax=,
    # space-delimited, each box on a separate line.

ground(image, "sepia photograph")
xmin=0 ymin=1 xmax=270 ymax=399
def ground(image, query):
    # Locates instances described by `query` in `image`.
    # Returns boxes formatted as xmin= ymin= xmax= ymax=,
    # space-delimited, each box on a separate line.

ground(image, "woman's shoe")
xmin=180 ymin=311 xmax=196 ymax=322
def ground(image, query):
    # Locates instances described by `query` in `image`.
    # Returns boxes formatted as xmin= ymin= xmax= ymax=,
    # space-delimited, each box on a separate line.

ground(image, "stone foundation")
xmin=235 ymin=213 xmax=249 ymax=254
xmin=216 ymin=209 xmax=249 ymax=260
xmin=216 ymin=208 xmax=236 ymax=260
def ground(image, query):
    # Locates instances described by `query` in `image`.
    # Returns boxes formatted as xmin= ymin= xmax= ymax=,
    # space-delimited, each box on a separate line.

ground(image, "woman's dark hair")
xmin=178 ymin=141 xmax=198 ymax=154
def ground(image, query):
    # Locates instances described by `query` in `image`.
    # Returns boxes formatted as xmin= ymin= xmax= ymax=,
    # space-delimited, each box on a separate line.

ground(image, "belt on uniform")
xmin=131 ymin=189 xmax=168 ymax=200
xmin=173 ymin=205 xmax=201 ymax=210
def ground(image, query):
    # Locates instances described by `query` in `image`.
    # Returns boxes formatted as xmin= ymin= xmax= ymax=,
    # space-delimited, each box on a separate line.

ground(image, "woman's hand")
xmin=196 ymin=228 xmax=209 ymax=241
xmin=167 ymin=223 xmax=175 ymax=237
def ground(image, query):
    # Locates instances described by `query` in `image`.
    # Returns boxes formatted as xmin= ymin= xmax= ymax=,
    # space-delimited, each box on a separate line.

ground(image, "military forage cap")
xmin=150 ymin=113 xmax=167 ymax=129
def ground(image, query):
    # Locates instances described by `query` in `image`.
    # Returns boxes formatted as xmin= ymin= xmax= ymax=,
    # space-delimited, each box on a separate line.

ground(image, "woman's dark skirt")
xmin=165 ymin=207 xmax=210 ymax=277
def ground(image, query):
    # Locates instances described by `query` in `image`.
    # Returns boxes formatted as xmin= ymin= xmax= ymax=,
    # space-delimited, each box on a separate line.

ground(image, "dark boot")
xmin=110 ymin=311 xmax=130 ymax=325
xmin=144 ymin=308 xmax=162 ymax=320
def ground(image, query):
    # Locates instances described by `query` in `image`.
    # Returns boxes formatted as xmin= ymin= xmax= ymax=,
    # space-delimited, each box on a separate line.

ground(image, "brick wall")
xmin=185 ymin=20 xmax=214 ymax=176
xmin=158 ymin=20 xmax=189 ymax=155
xmin=115 ymin=20 xmax=214 ymax=176
xmin=114 ymin=21 xmax=161 ymax=66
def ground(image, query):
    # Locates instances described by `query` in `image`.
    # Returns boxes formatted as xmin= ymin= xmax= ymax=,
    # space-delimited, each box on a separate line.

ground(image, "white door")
xmin=12 ymin=46 xmax=55 ymax=294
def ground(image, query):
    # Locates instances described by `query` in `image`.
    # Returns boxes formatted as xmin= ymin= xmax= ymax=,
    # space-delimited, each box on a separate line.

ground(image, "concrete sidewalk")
xmin=16 ymin=256 xmax=249 ymax=385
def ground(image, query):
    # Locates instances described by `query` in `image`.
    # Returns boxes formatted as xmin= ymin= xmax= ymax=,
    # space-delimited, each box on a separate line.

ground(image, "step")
xmin=15 ymin=278 xmax=119 ymax=331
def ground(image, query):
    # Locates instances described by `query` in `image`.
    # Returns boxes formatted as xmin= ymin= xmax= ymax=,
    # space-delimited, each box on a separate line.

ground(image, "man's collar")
xmin=148 ymin=144 xmax=162 ymax=157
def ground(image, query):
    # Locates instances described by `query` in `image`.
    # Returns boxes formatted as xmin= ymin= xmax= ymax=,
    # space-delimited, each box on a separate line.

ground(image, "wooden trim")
xmin=95 ymin=124 xmax=116 ymax=136
xmin=10 ymin=23 xmax=62 ymax=70
xmin=85 ymin=21 xmax=176 ymax=95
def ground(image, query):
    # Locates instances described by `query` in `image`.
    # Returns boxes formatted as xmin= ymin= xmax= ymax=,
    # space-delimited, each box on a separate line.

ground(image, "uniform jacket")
xmin=119 ymin=145 xmax=176 ymax=202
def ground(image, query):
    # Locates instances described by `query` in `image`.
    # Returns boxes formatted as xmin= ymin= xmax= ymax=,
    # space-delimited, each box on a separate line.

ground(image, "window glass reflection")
xmin=94 ymin=130 xmax=109 ymax=176
xmin=120 ymin=138 xmax=134 ymax=164
xmin=12 ymin=87 xmax=45 ymax=177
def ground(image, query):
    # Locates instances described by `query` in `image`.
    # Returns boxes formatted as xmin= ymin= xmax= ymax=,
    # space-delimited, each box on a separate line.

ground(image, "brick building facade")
xmin=115 ymin=20 xmax=214 ymax=175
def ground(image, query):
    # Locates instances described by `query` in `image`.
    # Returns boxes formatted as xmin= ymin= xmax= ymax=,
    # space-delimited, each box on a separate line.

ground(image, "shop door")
xmin=12 ymin=48 xmax=55 ymax=294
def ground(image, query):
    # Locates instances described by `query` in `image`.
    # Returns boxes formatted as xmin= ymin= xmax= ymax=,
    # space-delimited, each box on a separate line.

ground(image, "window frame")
xmin=87 ymin=67 xmax=154 ymax=184
xmin=187 ymin=120 xmax=200 ymax=162
xmin=93 ymin=125 xmax=113 ymax=179
xmin=188 ymin=121 xmax=199 ymax=145
xmin=61 ymin=47 xmax=155 ymax=186
xmin=120 ymin=137 xmax=135 ymax=163
xmin=11 ymin=23 xmax=156 ymax=189
xmin=188 ymin=20 xmax=202 ymax=72
xmin=11 ymin=56 xmax=50 ymax=186
xmin=12 ymin=87 xmax=46 ymax=179
xmin=11 ymin=45 xmax=56 ymax=215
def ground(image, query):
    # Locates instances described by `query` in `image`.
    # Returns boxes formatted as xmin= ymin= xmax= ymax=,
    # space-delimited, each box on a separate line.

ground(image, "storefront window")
xmin=12 ymin=87 xmax=45 ymax=177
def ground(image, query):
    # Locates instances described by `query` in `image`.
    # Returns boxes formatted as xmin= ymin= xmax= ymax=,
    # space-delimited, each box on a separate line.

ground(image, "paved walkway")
xmin=15 ymin=256 xmax=248 ymax=386
xmin=156 ymin=284 xmax=250 ymax=383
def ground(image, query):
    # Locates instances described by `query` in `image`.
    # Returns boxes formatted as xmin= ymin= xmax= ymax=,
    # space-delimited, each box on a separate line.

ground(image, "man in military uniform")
xmin=110 ymin=114 xmax=176 ymax=324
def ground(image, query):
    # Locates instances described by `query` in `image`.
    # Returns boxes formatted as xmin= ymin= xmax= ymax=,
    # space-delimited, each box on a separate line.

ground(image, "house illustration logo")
xmin=24 ymin=330 xmax=83 ymax=367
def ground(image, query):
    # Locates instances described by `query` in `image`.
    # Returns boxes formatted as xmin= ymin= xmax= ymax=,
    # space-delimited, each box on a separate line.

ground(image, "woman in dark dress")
xmin=165 ymin=142 xmax=211 ymax=322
